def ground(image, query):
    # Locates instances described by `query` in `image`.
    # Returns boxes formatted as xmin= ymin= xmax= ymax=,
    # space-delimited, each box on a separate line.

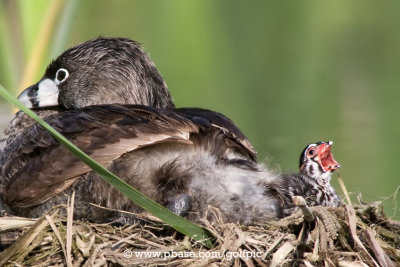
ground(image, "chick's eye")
xmin=308 ymin=149 xmax=315 ymax=156
xmin=55 ymin=68 xmax=69 ymax=85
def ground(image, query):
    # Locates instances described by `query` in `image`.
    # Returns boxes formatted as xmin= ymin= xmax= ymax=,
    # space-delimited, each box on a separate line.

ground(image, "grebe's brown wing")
xmin=176 ymin=108 xmax=257 ymax=162
xmin=4 ymin=105 xmax=197 ymax=208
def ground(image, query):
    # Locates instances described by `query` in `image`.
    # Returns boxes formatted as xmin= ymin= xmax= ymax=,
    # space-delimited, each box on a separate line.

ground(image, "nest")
xmin=0 ymin=201 xmax=399 ymax=267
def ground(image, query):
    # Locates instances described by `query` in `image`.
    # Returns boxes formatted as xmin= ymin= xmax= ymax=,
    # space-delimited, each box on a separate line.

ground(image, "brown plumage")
xmin=0 ymin=37 xmax=341 ymax=225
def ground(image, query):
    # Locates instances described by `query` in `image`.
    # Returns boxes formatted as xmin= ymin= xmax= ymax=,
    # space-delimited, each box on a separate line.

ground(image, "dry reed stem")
xmin=346 ymin=205 xmax=379 ymax=266
xmin=45 ymin=215 xmax=67 ymax=263
xmin=337 ymin=172 xmax=352 ymax=205
xmin=0 ymin=213 xmax=53 ymax=265
xmin=66 ymin=190 xmax=75 ymax=267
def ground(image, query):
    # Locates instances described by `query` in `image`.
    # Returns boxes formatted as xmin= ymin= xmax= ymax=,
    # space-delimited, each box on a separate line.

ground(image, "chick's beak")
xmin=315 ymin=142 xmax=341 ymax=172
xmin=17 ymin=79 xmax=59 ymax=109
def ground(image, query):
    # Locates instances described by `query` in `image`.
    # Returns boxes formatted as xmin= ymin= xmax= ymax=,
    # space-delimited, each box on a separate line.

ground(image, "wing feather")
xmin=4 ymin=105 xmax=197 ymax=207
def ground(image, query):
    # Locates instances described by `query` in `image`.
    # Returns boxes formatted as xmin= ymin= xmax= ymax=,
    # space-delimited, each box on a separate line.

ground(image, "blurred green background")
xmin=0 ymin=0 xmax=399 ymax=218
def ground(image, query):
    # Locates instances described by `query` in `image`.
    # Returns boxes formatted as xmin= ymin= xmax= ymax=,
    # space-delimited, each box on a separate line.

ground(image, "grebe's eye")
xmin=55 ymin=68 xmax=69 ymax=85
